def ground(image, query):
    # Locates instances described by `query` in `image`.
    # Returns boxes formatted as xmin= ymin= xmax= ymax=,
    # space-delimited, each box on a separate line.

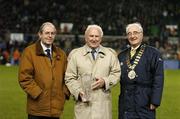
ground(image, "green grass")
xmin=156 ymin=70 xmax=180 ymax=119
xmin=0 ymin=65 xmax=180 ymax=119
xmin=0 ymin=65 xmax=26 ymax=119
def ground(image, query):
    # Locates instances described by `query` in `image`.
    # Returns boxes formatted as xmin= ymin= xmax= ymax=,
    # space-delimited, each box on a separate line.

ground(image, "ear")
xmin=84 ymin=36 xmax=88 ymax=42
xmin=38 ymin=32 xmax=41 ymax=38
xmin=100 ymin=38 xmax=102 ymax=42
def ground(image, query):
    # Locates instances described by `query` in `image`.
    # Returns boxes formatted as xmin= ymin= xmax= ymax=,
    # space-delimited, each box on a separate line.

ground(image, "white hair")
xmin=126 ymin=22 xmax=143 ymax=33
xmin=85 ymin=24 xmax=103 ymax=37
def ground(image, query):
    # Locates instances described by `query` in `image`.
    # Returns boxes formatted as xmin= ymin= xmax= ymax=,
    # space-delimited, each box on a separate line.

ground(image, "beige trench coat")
xmin=65 ymin=45 xmax=120 ymax=119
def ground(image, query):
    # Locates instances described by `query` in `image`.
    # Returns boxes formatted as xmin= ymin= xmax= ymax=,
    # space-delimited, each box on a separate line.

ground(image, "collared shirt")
xmin=40 ymin=41 xmax=52 ymax=56
xmin=86 ymin=46 xmax=100 ymax=60
xmin=130 ymin=45 xmax=140 ymax=58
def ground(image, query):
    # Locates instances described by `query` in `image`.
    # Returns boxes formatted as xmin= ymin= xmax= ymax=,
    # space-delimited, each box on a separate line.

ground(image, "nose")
xmin=48 ymin=33 xmax=53 ymax=37
xmin=131 ymin=34 xmax=136 ymax=37
xmin=92 ymin=36 xmax=96 ymax=40
xmin=92 ymin=36 xmax=98 ymax=40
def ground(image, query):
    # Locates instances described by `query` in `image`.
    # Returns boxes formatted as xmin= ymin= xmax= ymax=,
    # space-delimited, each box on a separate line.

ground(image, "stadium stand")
xmin=0 ymin=0 xmax=180 ymax=67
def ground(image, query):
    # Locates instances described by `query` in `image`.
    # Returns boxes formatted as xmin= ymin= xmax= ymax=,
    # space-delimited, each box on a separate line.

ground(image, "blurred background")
xmin=0 ymin=0 xmax=180 ymax=119
xmin=0 ymin=0 xmax=180 ymax=69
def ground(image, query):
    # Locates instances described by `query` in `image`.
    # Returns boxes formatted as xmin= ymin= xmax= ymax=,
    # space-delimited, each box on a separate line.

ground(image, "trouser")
xmin=28 ymin=115 xmax=59 ymax=119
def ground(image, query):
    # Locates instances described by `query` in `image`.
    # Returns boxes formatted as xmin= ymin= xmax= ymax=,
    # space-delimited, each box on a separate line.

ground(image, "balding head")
xmin=39 ymin=22 xmax=56 ymax=34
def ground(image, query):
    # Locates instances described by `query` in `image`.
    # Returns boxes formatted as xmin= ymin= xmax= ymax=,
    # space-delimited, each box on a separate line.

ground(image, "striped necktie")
xmin=91 ymin=49 xmax=96 ymax=60
xmin=45 ymin=49 xmax=51 ymax=60
xmin=130 ymin=49 xmax=136 ymax=58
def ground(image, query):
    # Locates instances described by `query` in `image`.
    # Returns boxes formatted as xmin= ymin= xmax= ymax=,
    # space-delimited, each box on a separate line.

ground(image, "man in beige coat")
xmin=18 ymin=22 xmax=70 ymax=119
xmin=65 ymin=24 xmax=120 ymax=119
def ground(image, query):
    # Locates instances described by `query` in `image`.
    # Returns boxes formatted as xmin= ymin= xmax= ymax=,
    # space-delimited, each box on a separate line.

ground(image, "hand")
xmin=150 ymin=104 xmax=156 ymax=110
xmin=91 ymin=77 xmax=105 ymax=90
xmin=79 ymin=91 xmax=89 ymax=103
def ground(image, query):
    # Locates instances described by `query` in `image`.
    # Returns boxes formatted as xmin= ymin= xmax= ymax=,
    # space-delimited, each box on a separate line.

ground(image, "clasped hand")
xmin=91 ymin=77 xmax=105 ymax=90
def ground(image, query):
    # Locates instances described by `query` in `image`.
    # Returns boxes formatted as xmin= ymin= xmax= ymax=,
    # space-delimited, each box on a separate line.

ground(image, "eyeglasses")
xmin=127 ymin=31 xmax=142 ymax=36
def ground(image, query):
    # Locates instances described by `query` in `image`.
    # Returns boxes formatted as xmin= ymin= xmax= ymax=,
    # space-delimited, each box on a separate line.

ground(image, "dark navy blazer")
xmin=118 ymin=44 xmax=164 ymax=119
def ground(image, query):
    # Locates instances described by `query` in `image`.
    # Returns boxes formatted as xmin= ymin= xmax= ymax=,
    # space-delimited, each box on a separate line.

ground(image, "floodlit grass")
xmin=0 ymin=65 xmax=26 ymax=119
xmin=0 ymin=65 xmax=180 ymax=119
xmin=156 ymin=70 xmax=180 ymax=119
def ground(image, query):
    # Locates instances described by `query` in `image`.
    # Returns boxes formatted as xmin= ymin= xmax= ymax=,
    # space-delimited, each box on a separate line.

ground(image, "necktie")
xmin=45 ymin=49 xmax=51 ymax=60
xmin=91 ymin=49 xmax=96 ymax=60
xmin=130 ymin=49 xmax=136 ymax=58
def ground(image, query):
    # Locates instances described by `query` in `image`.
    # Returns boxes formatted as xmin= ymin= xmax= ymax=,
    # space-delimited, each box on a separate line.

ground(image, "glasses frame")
xmin=127 ymin=31 xmax=142 ymax=37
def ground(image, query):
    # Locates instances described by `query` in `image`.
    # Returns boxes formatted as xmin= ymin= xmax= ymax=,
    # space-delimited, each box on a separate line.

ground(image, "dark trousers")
xmin=28 ymin=115 xmax=59 ymax=119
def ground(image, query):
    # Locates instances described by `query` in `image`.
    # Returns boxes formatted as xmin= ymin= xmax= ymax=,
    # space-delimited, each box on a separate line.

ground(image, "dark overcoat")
xmin=118 ymin=44 xmax=164 ymax=119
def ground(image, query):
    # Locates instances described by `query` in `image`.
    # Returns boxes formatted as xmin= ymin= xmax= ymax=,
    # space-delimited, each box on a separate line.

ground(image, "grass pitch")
xmin=0 ymin=65 xmax=179 ymax=119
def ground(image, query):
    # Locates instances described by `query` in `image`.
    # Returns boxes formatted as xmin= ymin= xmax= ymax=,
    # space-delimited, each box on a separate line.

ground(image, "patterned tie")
xmin=91 ymin=49 xmax=96 ymax=60
xmin=130 ymin=49 xmax=136 ymax=58
xmin=45 ymin=49 xmax=51 ymax=60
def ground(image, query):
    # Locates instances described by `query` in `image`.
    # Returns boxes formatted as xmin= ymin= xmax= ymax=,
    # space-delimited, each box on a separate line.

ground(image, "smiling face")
xmin=38 ymin=23 xmax=56 ymax=47
xmin=85 ymin=27 xmax=102 ymax=49
xmin=126 ymin=24 xmax=143 ymax=48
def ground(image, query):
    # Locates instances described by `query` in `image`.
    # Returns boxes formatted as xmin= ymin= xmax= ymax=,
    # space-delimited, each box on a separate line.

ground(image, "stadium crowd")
xmin=0 ymin=0 xmax=180 ymax=65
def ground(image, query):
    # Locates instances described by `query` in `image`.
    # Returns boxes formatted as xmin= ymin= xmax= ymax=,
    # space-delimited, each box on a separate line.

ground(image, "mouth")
xmin=90 ymin=41 xmax=97 ymax=44
xmin=91 ymin=43 xmax=98 ymax=46
xmin=130 ymin=38 xmax=137 ymax=41
xmin=47 ymin=39 xmax=53 ymax=42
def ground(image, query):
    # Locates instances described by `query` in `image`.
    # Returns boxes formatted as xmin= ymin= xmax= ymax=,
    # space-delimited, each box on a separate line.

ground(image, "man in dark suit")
xmin=118 ymin=22 xmax=164 ymax=119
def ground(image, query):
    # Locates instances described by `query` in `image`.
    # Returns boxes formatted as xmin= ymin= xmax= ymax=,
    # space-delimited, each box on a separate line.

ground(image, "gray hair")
xmin=39 ymin=22 xmax=56 ymax=33
xmin=126 ymin=22 xmax=143 ymax=33
xmin=85 ymin=24 xmax=103 ymax=37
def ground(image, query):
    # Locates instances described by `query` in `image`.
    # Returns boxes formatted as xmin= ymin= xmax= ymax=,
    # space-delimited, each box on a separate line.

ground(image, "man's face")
xmin=39 ymin=25 xmax=56 ymax=47
xmin=85 ymin=28 xmax=102 ymax=49
xmin=127 ymin=25 xmax=143 ymax=48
